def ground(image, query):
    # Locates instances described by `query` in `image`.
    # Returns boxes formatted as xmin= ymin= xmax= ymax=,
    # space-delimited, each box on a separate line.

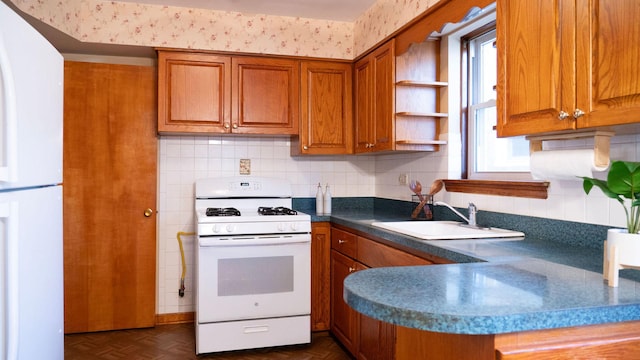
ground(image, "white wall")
xmin=156 ymin=133 xmax=640 ymax=315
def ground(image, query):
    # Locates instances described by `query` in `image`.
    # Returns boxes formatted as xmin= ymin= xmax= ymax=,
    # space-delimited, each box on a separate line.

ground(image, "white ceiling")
xmin=118 ymin=0 xmax=378 ymax=21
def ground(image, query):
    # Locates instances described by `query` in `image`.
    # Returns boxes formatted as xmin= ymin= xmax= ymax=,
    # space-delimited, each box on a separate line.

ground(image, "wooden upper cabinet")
xmin=232 ymin=57 xmax=299 ymax=135
xmin=158 ymin=51 xmax=231 ymax=134
xmin=497 ymin=0 xmax=640 ymax=137
xmin=355 ymin=39 xmax=396 ymax=153
xmin=576 ymin=0 xmax=640 ymax=129
xmin=157 ymin=51 xmax=299 ymax=135
xmin=355 ymin=56 xmax=373 ymax=152
xmin=292 ymin=60 xmax=353 ymax=155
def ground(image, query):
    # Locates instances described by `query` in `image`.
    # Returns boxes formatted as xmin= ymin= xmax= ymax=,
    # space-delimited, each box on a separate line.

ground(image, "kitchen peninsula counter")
xmin=309 ymin=205 xmax=640 ymax=358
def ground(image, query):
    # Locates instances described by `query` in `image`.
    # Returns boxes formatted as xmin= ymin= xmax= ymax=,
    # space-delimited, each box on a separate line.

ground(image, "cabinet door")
xmin=576 ymin=0 xmax=640 ymax=128
xmin=354 ymin=57 xmax=373 ymax=153
xmin=371 ymin=39 xmax=396 ymax=151
xmin=158 ymin=51 xmax=231 ymax=134
xmin=354 ymin=40 xmax=396 ymax=153
xmin=330 ymin=249 xmax=360 ymax=355
xmin=311 ymin=222 xmax=331 ymax=331
xmin=232 ymin=57 xmax=299 ymax=134
xmin=496 ymin=0 xmax=577 ymax=136
xmin=295 ymin=61 xmax=353 ymax=155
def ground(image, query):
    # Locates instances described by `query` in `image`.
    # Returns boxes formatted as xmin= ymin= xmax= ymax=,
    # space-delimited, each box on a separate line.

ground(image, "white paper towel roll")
xmin=530 ymin=149 xmax=609 ymax=180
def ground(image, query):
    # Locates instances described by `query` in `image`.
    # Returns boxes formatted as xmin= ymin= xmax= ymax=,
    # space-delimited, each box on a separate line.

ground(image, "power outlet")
xmin=239 ymin=159 xmax=251 ymax=175
xmin=398 ymin=173 xmax=408 ymax=185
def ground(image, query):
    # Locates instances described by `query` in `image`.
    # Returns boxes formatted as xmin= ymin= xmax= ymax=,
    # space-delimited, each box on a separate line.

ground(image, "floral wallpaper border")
xmin=11 ymin=0 xmax=444 ymax=59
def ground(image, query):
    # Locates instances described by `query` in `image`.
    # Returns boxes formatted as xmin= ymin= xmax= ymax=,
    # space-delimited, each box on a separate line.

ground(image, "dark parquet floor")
xmin=65 ymin=323 xmax=353 ymax=360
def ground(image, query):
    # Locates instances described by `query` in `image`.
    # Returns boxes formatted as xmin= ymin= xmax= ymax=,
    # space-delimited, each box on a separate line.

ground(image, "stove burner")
xmin=258 ymin=206 xmax=298 ymax=216
xmin=206 ymin=207 xmax=241 ymax=216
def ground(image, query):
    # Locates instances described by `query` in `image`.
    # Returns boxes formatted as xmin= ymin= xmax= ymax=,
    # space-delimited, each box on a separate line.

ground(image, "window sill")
xmin=442 ymin=179 xmax=549 ymax=199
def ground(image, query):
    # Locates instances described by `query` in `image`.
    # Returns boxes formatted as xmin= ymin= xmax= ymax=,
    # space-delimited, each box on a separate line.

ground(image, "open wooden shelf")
xmin=396 ymin=139 xmax=447 ymax=145
xmin=396 ymin=111 xmax=448 ymax=118
xmin=396 ymin=80 xmax=448 ymax=87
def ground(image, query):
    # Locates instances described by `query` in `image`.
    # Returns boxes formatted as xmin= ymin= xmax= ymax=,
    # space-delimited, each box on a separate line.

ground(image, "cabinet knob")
xmin=232 ymin=123 xmax=238 ymax=129
xmin=348 ymin=266 xmax=356 ymax=273
xmin=303 ymin=145 xmax=309 ymax=150
xmin=558 ymin=111 xmax=569 ymax=120
xmin=573 ymin=108 xmax=585 ymax=119
xmin=338 ymin=239 xmax=346 ymax=244
xmin=224 ymin=122 xmax=230 ymax=129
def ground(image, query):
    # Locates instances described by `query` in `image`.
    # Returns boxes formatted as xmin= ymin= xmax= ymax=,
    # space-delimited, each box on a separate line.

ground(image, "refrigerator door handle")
xmin=1 ymin=201 xmax=19 ymax=359
xmin=0 ymin=34 xmax=19 ymax=183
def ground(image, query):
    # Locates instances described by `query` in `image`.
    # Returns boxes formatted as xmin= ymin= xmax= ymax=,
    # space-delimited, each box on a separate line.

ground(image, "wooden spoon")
xmin=428 ymin=179 xmax=444 ymax=195
xmin=409 ymin=180 xmax=424 ymax=201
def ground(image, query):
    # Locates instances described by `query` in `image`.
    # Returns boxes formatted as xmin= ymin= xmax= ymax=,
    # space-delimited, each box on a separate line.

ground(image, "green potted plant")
xmin=582 ymin=160 xmax=640 ymax=287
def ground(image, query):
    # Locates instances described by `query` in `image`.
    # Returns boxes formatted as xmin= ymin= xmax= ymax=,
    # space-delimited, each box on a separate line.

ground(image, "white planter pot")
xmin=603 ymin=228 xmax=640 ymax=287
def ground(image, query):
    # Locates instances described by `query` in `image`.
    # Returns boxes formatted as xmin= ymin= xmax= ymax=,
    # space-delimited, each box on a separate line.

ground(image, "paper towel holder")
xmin=526 ymin=130 xmax=615 ymax=168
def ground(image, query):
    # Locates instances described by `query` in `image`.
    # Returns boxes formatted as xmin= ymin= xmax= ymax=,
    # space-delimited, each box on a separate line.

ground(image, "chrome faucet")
xmin=468 ymin=203 xmax=477 ymax=226
xmin=434 ymin=201 xmax=478 ymax=227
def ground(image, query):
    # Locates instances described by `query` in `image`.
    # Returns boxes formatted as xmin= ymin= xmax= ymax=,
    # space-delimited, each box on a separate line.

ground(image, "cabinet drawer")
xmin=358 ymin=237 xmax=432 ymax=268
xmin=331 ymin=228 xmax=357 ymax=258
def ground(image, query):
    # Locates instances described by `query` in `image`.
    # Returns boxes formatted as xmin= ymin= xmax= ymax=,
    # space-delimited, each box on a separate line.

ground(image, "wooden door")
xmin=63 ymin=61 xmax=157 ymax=333
xmin=310 ymin=222 xmax=331 ymax=331
xmin=354 ymin=57 xmax=373 ymax=153
xmin=371 ymin=39 xmax=395 ymax=152
xmin=157 ymin=51 xmax=231 ymax=134
xmin=295 ymin=61 xmax=353 ymax=155
xmin=496 ymin=0 xmax=577 ymax=137
xmin=330 ymin=250 xmax=360 ymax=355
xmin=232 ymin=57 xmax=299 ymax=134
xmin=576 ymin=0 xmax=640 ymax=128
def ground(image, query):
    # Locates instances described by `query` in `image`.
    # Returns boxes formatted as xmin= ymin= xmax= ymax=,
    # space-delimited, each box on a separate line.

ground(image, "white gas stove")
xmin=195 ymin=177 xmax=311 ymax=236
xmin=194 ymin=176 xmax=311 ymax=354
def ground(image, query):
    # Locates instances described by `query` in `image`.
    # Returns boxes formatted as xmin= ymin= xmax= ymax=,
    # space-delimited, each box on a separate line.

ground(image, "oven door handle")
xmin=199 ymin=235 xmax=310 ymax=247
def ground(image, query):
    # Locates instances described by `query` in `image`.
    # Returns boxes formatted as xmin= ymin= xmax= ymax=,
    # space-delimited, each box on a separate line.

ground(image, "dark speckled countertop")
xmin=294 ymin=197 xmax=640 ymax=335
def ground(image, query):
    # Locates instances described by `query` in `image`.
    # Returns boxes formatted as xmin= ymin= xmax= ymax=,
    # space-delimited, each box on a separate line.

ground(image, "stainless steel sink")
xmin=371 ymin=221 xmax=524 ymax=240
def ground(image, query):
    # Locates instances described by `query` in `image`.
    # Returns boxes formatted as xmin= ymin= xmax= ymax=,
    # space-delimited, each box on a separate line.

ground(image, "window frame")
xmin=461 ymin=25 xmax=532 ymax=181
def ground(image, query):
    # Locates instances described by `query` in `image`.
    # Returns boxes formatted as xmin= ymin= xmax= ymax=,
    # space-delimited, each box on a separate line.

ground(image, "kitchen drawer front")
xmin=357 ymin=236 xmax=432 ymax=268
xmin=331 ymin=228 xmax=357 ymax=258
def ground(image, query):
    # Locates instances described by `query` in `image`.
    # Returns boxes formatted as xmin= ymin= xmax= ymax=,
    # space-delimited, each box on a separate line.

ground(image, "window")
xmin=465 ymin=29 xmax=530 ymax=179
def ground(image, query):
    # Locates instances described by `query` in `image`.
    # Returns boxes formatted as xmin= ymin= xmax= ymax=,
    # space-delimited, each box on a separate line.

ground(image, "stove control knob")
xmin=226 ymin=224 xmax=236 ymax=233
xmin=290 ymin=223 xmax=298 ymax=231
xmin=277 ymin=223 xmax=286 ymax=232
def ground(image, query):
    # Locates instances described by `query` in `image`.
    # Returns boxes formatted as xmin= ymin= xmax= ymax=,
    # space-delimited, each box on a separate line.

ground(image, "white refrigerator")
xmin=0 ymin=1 xmax=64 ymax=359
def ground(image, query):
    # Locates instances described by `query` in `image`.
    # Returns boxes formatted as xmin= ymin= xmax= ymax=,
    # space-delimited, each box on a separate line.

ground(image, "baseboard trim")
xmin=155 ymin=312 xmax=194 ymax=325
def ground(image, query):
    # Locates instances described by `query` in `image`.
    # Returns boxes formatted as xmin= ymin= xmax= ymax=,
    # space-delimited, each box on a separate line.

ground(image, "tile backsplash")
xmin=157 ymin=133 xmax=640 ymax=315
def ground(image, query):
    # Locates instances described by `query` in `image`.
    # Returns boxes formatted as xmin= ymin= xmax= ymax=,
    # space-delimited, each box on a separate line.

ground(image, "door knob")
xmin=144 ymin=208 xmax=154 ymax=217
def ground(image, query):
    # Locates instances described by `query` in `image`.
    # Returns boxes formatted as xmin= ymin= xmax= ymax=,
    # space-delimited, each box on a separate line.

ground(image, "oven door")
xmin=197 ymin=234 xmax=311 ymax=323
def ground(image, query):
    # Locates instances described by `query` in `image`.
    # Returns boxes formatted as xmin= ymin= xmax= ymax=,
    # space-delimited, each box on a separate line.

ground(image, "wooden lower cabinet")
xmin=311 ymin=222 xmax=331 ymax=331
xmin=395 ymin=310 xmax=640 ymax=360
xmin=330 ymin=226 xmax=433 ymax=359
xmin=331 ymin=249 xmax=362 ymax=354
xmin=358 ymin=312 xmax=395 ymax=360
